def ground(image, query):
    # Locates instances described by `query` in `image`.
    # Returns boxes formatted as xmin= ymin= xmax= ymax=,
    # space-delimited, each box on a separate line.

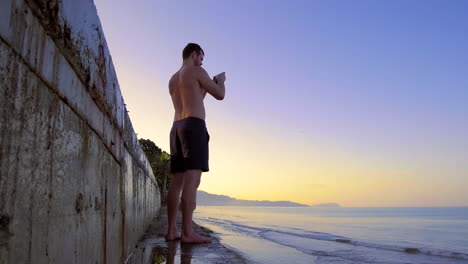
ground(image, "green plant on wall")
xmin=139 ymin=138 xmax=172 ymax=202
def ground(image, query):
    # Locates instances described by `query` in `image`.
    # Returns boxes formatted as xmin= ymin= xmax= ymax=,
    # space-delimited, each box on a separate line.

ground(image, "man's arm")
xmin=198 ymin=68 xmax=225 ymax=100
xmin=168 ymin=75 xmax=175 ymax=95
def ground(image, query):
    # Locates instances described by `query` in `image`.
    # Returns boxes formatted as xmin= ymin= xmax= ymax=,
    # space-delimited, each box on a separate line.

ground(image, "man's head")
xmin=183 ymin=43 xmax=204 ymax=66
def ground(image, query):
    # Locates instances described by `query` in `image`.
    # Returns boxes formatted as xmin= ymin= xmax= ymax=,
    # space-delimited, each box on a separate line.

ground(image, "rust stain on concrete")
xmin=75 ymin=192 xmax=84 ymax=213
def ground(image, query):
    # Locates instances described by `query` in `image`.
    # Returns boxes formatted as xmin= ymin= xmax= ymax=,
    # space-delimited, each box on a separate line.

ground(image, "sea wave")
xmin=201 ymin=217 xmax=468 ymax=262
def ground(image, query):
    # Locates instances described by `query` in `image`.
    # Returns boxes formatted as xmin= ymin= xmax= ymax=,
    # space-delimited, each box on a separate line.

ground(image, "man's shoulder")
xmin=182 ymin=67 xmax=206 ymax=81
xmin=169 ymin=72 xmax=178 ymax=85
xmin=189 ymin=66 xmax=207 ymax=74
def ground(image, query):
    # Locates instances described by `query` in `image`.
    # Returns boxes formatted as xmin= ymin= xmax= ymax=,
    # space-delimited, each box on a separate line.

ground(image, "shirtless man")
xmin=165 ymin=43 xmax=226 ymax=243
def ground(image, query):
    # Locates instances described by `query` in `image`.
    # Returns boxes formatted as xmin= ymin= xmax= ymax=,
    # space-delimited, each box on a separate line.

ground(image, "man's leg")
xmin=180 ymin=170 xmax=210 ymax=244
xmin=165 ymin=172 xmax=185 ymax=241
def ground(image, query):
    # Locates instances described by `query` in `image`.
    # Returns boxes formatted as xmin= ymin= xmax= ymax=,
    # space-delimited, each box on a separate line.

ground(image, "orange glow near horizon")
xmin=115 ymin=66 xmax=468 ymax=208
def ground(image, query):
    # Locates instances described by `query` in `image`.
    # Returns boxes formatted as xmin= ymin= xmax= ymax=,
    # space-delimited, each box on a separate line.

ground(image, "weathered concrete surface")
xmin=0 ymin=0 xmax=160 ymax=263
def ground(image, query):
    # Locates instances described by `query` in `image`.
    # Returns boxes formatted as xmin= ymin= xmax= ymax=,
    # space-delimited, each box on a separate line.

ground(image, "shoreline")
xmin=125 ymin=206 xmax=247 ymax=264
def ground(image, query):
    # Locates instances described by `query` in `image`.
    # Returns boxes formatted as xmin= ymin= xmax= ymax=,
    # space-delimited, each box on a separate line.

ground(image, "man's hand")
xmin=214 ymin=72 xmax=226 ymax=83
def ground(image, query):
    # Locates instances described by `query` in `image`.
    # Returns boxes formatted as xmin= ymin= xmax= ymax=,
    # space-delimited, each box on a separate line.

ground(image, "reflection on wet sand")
xmin=152 ymin=241 xmax=198 ymax=264
xmin=125 ymin=206 xmax=246 ymax=264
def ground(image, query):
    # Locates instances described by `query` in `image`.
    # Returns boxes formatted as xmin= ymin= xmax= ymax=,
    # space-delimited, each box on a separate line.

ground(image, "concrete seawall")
xmin=0 ymin=0 xmax=161 ymax=263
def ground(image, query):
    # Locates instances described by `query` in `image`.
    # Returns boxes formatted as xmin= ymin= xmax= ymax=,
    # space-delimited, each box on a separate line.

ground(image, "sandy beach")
xmin=125 ymin=206 xmax=247 ymax=264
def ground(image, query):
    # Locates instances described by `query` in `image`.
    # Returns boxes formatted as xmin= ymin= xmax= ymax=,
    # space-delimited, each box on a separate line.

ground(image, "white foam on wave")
xmin=197 ymin=218 xmax=318 ymax=264
xmin=199 ymin=216 xmax=468 ymax=264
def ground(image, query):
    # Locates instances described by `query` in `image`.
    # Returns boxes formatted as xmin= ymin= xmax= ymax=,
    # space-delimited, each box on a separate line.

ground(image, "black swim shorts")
xmin=170 ymin=117 xmax=210 ymax=173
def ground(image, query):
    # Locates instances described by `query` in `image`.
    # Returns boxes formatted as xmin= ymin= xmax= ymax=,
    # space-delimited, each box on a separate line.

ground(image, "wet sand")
xmin=125 ymin=206 xmax=247 ymax=264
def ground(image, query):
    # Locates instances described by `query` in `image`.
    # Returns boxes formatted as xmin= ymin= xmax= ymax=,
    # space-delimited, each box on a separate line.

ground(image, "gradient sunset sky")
xmin=94 ymin=0 xmax=468 ymax=207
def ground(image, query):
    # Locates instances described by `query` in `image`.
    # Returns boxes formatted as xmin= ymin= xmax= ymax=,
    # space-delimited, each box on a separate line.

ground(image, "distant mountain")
xmin=311 ymin=203 xmax=341 ymax=208
xmin=197 ymin=190 xmax=310 ymax=207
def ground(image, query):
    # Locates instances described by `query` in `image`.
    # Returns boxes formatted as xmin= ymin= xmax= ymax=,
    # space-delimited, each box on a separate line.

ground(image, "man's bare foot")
xmin=165 ymin=232 xmax=182 ymax=241
xmin=181 ymin=232 xmax=211 ymax=244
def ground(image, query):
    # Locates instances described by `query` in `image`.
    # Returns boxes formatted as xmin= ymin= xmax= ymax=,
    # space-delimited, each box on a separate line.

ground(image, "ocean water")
xmin=194 ymin=206 xmax=468 ymax=264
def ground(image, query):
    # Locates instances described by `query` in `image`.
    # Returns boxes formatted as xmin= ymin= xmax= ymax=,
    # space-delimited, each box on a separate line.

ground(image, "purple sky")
xmin=94 ymin=0 xmax=468 ymax=206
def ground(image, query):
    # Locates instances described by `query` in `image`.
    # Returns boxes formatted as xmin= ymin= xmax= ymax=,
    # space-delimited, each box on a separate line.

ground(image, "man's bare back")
xmin=169 ymin=66 xmax=207 ymax=121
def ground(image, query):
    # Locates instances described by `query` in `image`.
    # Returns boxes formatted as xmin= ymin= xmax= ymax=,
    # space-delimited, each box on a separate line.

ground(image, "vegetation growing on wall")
xmin=139 ymin=138 xmax=171 ymax=203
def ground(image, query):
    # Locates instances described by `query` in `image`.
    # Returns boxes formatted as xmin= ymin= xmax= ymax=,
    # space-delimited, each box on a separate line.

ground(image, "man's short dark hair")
xmin=182 ymin=43 xmax=204 ymax=60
